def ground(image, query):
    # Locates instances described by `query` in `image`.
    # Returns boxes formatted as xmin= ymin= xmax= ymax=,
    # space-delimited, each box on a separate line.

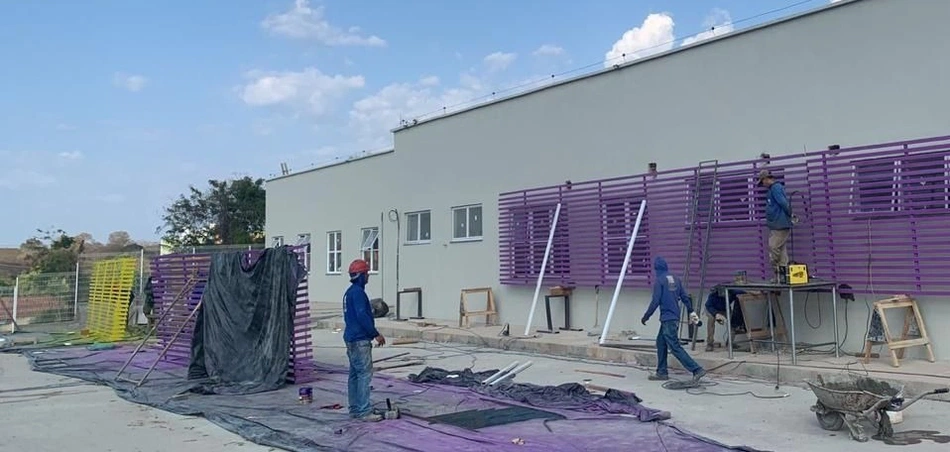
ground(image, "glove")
xmin=715 ymin=313 xmax=726 ymax=325
xmin=640 ymin=316 xmax=648 ymax=326
xmin=689 ymin=312 xmax=700 ymax=325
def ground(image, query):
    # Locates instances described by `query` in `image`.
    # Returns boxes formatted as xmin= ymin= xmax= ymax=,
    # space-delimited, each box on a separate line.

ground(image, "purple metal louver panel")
xmin=150 ymin=245 xmax=315 ymax=384
xmin=499 ymin=135 xmax=950 ymax=296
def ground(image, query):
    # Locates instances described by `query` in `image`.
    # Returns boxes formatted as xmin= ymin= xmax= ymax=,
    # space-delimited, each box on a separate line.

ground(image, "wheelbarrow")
xmin=806 ymin=374 xmax=949 ymax=442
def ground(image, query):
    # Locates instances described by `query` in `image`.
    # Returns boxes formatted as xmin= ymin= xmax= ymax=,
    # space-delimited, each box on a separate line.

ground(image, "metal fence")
xmin=1 ymin=271 xmax=78 ymax=330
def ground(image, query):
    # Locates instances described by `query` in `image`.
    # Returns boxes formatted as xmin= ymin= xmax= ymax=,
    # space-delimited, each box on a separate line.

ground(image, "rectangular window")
xmin=296 ymin=233 xmax=311 ymax=271
xmin=360 ymin=227 xmax=380 ymax=273
xmin=271 ymin=236 xmax=284 ymax=247
xmin=326 ymin=231 xmax=342 ymax=274
xmin=406 ymin=211 xmax=431 ymax=244
xmin=853 ymin=158 xmax=897 ymax=214
xmin=685 ymin=170 xmax=763 ymax=224
xmin=295 ymin=233 xmax=311 ymax=245
xmin=452 ymin=204 xmax=483 ymax=241
xmin=852 ymin=152 xmax=950 ymax=215
xmin=900 ymin=152 xmax=948 ymax=211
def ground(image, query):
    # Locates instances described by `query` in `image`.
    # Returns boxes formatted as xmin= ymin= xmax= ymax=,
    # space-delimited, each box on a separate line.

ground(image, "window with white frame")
xmin=326 ymin=231 xmax=342 ymax=274
xmin=271 ymin=236 xmax=284 ymax=247
xmin=296 ymin=233 xmax=311 ymax=271
xmin=406 ymin=211 xmax=431 ymax=244
xmin=452 ymin=204 xmax=483 ymax=241
xmin=360 ymin=227 xmax=380 ymax=273
xmin=295 ymin=233 xmax=311 ymax=246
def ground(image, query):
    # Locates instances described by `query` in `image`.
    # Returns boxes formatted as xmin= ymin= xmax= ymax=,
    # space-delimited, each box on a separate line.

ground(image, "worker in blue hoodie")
xmin=641 ymin=256 xmax=706 ymax=382
xmin=757 ymin=169 xmax=793 ymax=282
xmin=343 ymin=259 xmax=386 ymax=422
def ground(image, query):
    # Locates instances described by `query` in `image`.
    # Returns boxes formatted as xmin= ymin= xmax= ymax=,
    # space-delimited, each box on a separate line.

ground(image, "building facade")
xmin=266 ymin=0 xmax=950 ymax=360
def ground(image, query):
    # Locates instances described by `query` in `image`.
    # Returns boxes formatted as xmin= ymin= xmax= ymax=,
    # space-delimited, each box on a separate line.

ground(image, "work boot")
xmin=705 ymin=342 xmax=715 ymax=352
xmin=692 ymin=369 xmax=707 ymax=382
xmin=648 ymin=373 xmax=669 ymax=381
xmin=357 ymin=413 xmax=383 ymax=422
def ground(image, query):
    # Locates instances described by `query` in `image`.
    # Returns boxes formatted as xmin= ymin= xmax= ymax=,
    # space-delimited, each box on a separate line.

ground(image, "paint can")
xmin=298 ymin=386 xmax=313 ymax=404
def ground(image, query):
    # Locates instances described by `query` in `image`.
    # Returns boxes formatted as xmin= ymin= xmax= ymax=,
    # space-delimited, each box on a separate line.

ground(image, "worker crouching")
xmin=641 ymin=257 xmax=706 ymax=382
xmin=343 ymin=259 xmax=386 ymax=422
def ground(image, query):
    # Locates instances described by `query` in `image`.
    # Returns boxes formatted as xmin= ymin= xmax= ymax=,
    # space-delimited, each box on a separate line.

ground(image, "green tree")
xmin=157 ymin=176 xmax=266 ymax=247
xmin=18 ymin=228 xmax=83 ymax=273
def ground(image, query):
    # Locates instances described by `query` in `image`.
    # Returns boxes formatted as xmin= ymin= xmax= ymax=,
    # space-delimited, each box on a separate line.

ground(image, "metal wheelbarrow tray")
xmin=806 ymin=374 xmax=949 ymax=442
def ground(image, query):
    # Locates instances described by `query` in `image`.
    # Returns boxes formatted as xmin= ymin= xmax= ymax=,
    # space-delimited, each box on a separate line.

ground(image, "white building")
xmin=266 ymin=0 xmax=950 ymax=360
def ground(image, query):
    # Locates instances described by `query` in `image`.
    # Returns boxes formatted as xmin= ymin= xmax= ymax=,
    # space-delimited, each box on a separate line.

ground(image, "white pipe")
xmin=73 ymin=261 xmax=80 ymax=319
xmin=524 ymin=203 xmax=562 ymax=336
xmin=11 ymin=276 xmax=19 ymax=333
xmin=491 ymin=361 xmax=534 ymax=385
xmin=599 ymin=199 xmax=646 ymax=345
xmin=482 ymin=361 xmax=520 ymax=385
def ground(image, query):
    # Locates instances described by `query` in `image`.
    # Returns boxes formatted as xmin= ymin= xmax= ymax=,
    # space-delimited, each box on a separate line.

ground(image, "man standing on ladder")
xmin=757 ymin=170 xmax=793 ymax=283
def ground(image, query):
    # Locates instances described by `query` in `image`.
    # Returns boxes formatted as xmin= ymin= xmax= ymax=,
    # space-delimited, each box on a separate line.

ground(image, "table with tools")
xmin=717 ymin=279 xmax=840 ymax=365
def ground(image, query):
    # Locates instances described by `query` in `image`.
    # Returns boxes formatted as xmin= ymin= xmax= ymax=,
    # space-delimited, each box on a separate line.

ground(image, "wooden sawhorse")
xmin=459 ymin=287 xmax=497 ymax=328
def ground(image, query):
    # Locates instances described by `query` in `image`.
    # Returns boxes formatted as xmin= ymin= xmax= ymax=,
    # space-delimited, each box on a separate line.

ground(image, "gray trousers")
xmin=769 ymin=228 xmax=791 ymax=277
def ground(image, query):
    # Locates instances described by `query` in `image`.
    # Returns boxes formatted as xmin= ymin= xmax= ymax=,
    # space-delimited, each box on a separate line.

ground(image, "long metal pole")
xmin=11 ymin=276 xmax=19 ymax=334
xmin=524 ymin=203 xmax=562 ymax=336
xmin=599 ymin=200 xmax=646 ymax=345
xmin=73 ymin=261 xmax=80 ymax=319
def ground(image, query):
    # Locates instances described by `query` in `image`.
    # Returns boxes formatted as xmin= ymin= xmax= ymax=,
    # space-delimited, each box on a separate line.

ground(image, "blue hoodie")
xmin=643 ymin=257 xmax=694 ymax=322
xmin=765 ymin=181 xmax=793 ymax=230
xmin=343 ymin=273 xmax=380 ymax=343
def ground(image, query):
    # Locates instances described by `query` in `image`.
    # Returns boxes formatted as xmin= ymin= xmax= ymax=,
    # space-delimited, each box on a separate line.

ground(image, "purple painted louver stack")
xmin=499 ymin=134 xmax=950 ymax=297
xmin=149 ymin=245 xmax=315 ymax=384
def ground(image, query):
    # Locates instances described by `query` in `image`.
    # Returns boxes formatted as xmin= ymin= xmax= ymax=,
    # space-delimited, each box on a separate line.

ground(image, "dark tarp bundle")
xmin=187 ymin=247 xmax=305 ymax=395
xmin=408 ymin=367 xmax=671 ymax=422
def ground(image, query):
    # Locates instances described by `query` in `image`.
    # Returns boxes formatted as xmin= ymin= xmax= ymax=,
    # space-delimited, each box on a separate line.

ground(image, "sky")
xmin=0 ymin=0 xmax=843 ymax=246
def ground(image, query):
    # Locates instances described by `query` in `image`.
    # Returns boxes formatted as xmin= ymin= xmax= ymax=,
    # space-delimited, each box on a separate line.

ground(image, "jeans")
xmin=656 ymin=320 xmax=702 ymax=376
xmin=346 ymin=340 xmax=374 ymax=417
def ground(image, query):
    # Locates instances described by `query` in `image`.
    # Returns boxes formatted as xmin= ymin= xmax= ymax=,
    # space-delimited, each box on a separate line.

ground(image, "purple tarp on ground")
xmin=22 ymin=346 xmax=762 ymax=452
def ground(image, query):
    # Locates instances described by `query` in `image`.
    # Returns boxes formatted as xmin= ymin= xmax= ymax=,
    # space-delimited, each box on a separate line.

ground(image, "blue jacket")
xmin=343 ymin=274 xmax=380 ymax=343
xmin=643 ymin=257 xmax=694 ymax=322
xmin=704 ymin=287 xmax=744 ymax=316
xmin=765 ymin=181 xmax=793 ymax=230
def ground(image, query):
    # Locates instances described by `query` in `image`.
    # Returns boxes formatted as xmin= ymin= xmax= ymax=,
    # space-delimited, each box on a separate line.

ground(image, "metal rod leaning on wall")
xmin=524 ymin=203 xmax=562 ymax=337
xmin=11 ymin=276 xmax=19 ymax=333
xmin=599 ymin=200 xmax=646 ymax=346
xmin=73 ymin=261 xmax=80 ymax=319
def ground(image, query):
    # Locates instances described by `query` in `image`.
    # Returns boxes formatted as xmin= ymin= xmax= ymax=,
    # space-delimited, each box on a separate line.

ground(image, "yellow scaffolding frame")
xmin=86 ymin=256 xmax=138 ymax=342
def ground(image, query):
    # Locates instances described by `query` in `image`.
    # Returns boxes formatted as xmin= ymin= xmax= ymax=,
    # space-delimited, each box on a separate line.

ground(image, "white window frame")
xmin=326 ymin=231 xmax=342 ymax=274
xmin=451 ymin=204 xmax=483 ymax=242
xmin=405 ymin=210 xmax=432 ymax=245
xmin=296 ymin=233 xmax=311 ymax=271
xmin=271 ymin=236 xmax=284 ymax=247
xmin=360 ymin=227 xmax=380 ymax=273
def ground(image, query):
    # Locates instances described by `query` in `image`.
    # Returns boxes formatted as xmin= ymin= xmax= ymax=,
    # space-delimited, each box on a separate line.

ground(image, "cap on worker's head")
xmin=756 ymin=169 xmax=773 ymax=186
xmin=348 ymin=259 xmax=370 ymax=276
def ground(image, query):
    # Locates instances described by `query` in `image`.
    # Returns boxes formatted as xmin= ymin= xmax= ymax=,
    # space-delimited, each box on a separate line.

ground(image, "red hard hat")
xmin=348 ymin=259 xmax=370 ymax=275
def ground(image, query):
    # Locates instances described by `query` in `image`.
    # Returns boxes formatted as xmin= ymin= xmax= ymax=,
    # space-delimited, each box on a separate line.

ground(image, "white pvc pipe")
xmin=491 ymin=361 xmax=534 ymax=385
xmin=482 ymin=361 xmax=520 ymax=385
xmin=11 ymin=276 xmax=19 ymax=334
xmin=524 ymin=203 xmax=562 ymax=336
xmin=599 ymin=199 xmax=646 ymax=345
xmin=73 ymin=261 xmax=80 ymax=319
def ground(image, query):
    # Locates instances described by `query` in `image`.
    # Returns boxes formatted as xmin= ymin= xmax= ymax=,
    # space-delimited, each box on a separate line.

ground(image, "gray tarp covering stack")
xmin=188 ymin=248 xmax=305 ymax=394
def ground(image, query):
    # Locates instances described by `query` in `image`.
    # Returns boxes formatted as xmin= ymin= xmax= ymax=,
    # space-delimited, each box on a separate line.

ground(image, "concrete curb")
xmin=315 ymin=318 xmax=950 ymax=402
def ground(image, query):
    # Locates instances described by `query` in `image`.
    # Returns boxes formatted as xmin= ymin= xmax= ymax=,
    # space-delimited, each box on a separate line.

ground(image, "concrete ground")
xmin=2 ymin=326 xmax=949 ymax=451
xmin=0 ymin=353 xmax=275 ymax=452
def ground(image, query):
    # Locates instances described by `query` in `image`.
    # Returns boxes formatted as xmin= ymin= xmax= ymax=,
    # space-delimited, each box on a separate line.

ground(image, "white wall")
xmin=267 ymin=0 xmax=950 ymax=360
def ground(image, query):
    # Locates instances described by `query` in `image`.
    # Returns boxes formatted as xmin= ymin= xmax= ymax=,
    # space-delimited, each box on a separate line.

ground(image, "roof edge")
xmin=390 ymin=0 xmax=856 ymax=134
xmin=266 ymin=148 xmax=395 ymax=183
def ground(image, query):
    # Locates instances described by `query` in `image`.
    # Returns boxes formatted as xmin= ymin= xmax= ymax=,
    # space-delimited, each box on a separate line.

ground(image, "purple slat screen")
xmin=499 ymin=134 xmax=950 ymax=296
xmin=150 ymin=245 xmax=315 ymax=384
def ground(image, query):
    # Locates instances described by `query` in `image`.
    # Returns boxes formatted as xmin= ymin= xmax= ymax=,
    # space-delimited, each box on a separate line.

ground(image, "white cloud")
xmin=239 ymin=68 xmax=365 ymax=116
xmin=483 ymin=52 xmax=517 ymax=72
xmin=348 ymin=75 xmax=487 ymax=149
xmin=57 ymin=151 xmax=83 ymax=160
xmin=113 ymin=72 xmax=148 ymax=92
xmin=604 ymin=13 xmax=676 ymax=67
xmin=533 ymin=44 xmax=565 ymax=57
xmin=681 ymin=9 xmax=735 ymax=47
xmin=261 ymin=0 xmax=386 ymax=47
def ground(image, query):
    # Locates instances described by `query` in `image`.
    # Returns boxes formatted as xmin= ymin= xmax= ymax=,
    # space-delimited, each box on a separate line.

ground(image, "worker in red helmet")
xmin=343 ymin=258 xmax=386 ymax=422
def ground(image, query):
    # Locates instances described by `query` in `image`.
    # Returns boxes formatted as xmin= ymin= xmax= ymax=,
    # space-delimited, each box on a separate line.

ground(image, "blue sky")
xmin=0 ymin=0 xmax=839 ymax=246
